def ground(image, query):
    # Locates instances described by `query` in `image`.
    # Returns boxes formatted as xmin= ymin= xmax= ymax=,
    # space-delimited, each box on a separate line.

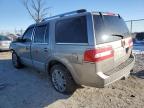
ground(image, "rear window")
xmin=93 ymin=15 xmax=130 ymax=44
xmin=55 ymin=16 xmax=88 ymax=43
xmin=0 ymin=35 xmax=11 ymax=41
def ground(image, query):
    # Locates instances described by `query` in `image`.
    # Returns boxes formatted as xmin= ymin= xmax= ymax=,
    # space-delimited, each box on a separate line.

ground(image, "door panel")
xmin=18 ymin=27 xmax=34 ymax=66
xmin=31 ymin=44 xmax=51 ymax=71
xmin=18 ymin=42 xmax=32 ymax=66
xmin=31 ymin=24 xmax=50 ymax=72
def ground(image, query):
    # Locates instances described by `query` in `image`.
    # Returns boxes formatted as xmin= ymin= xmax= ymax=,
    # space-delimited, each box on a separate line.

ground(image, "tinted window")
xmin=23 ymin=27 xmax=34 ymax=42
xmin=45 ymin=24 xmax=49 ymax=43
xmin=34 ymin=25 xmax=47 ymax=43
xmin=0 ymin=35 xmax=11 ymax=41
xmin=136 ymin=33 xmax=144 ymax=40
xmin=93 ymin=15 xmax=129 ymax=44
xmin=55 ymin=16 xmax=88 ymax=43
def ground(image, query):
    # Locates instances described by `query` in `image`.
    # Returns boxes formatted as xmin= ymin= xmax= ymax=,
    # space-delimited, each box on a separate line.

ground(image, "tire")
xmin=12 ymin=52 xmax=23 ymax=68
xmin=50 ymin=64 xmax=77 ymax=94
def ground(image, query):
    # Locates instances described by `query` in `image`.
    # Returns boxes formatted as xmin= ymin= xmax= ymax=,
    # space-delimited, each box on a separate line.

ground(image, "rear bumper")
xmin=83 ymin=55 xmax=135 ymax=88
xmin=0 ymin=46 xmax=10 ymax=51
xmin=94 ymin=54 xmax=135 ymax=88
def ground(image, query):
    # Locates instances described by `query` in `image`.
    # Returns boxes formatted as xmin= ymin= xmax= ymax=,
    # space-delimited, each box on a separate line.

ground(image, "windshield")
xmin=93 ymin=15 xmax=130 ymax=44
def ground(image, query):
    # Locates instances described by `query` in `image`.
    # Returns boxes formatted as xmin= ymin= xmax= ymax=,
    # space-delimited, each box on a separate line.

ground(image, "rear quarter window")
xmin=55 ymin=16 xmax=88 ymax=44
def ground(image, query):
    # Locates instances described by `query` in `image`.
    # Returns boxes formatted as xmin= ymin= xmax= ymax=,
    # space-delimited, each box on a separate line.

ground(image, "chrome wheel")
xmin=52 ymin=69 xmax=66 ymax=92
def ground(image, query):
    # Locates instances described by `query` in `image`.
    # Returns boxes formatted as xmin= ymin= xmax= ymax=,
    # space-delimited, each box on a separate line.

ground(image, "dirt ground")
xmin=0 ymin=52 xmax=144 ymax=108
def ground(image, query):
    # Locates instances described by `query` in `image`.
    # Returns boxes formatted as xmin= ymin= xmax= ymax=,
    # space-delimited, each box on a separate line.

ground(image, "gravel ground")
xmin=0 ymin=52 xmax=144 ymax=108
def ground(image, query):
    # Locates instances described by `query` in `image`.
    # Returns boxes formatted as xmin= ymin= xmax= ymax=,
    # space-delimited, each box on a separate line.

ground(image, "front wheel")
xmin=50 ymin=64 xmax=77 ymax=94
xmin=12 ymin=52 xmax=23 ymax=68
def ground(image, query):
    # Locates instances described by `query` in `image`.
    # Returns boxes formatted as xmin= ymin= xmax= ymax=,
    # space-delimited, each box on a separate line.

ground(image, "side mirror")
xmin=15 ymin=37 xmax=26 ymax=42
xmin=14 ymin=37 xmax=32 ymax=43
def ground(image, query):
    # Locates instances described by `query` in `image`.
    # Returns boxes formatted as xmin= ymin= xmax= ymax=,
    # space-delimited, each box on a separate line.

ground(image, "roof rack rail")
xmin=42 ymin=9 xmax=87 ymax=22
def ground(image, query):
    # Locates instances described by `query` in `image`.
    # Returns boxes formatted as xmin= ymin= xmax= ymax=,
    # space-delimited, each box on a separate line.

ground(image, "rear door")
xmin=54 ymin=15 xmax=89 ymax=65
xmin=31 ymin=24 xmax=51 ymax=72
xmin=93 ymin=14 xmax=133 ymax=73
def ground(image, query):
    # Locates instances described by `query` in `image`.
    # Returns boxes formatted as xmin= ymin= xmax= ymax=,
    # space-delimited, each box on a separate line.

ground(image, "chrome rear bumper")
xmin=96 ymin=54 xmax=135 ymax=87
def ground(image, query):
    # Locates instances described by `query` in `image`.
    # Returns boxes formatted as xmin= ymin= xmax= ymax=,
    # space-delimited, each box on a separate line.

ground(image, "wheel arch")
xmin=46 ymin=57 xmax=80 ymax=85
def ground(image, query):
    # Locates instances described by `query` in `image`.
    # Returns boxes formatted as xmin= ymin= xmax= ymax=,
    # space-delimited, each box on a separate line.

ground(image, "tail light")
xmin=84 ymin=46 xmax=114 ymax=62
xmin=128 ymin=38 xmax=133 ymax=47
xmin=122 ymin=37 xmax=133 ymax=48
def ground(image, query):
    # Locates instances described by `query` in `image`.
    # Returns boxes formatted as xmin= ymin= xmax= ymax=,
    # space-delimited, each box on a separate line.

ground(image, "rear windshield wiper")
xmin=112 ymin=34 xmax=125 ymax=39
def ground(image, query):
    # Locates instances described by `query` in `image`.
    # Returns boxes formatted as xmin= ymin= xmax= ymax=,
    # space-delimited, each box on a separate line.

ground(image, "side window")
xmin=34 ymin=25 xmax=47 ymax=43
xmin=23 ymin=27 xmax=34 ymax=42
xmin=45 ymin=24 xmax=49 ymax=43
xmin=55 ymin=16 xmax=88 ymax=43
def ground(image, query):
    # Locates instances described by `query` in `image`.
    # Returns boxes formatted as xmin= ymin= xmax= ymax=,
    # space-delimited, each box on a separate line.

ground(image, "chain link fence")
xmin=126 ymin=19 xmax=144 ymax=33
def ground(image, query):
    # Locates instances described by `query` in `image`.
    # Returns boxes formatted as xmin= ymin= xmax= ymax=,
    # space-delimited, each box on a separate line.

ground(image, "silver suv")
xmin=10 ymin=9 xmax=135 ymax=94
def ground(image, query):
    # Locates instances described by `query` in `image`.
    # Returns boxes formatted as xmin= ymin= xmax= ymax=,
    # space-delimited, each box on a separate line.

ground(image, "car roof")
xmin=28 ymin=9 xmax=120 ymax=28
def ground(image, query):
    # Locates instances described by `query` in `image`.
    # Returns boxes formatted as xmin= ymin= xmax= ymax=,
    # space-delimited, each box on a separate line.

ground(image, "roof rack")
xmin=42 ymin=9 xmax=87 ymax=22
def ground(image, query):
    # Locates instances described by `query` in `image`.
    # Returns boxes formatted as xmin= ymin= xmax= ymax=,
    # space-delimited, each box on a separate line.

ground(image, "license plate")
xmin=114 ymin=48 xmax=126 ymax=61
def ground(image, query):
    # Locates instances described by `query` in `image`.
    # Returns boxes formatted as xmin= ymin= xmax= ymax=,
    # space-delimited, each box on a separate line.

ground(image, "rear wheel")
xmin=12 ymin=52 xmax=23 ymax=68
xmin=50 ymin=64 xmax=77 ymax=94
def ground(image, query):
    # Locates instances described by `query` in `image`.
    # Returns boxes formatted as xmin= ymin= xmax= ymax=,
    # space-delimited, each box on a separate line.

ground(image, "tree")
xmin=23 ymin=0 xmax=51 ymax=23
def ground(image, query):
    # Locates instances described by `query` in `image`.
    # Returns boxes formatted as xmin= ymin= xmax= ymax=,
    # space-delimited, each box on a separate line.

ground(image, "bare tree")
xmin=23 ymin=0 xmax=51 ymax=23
